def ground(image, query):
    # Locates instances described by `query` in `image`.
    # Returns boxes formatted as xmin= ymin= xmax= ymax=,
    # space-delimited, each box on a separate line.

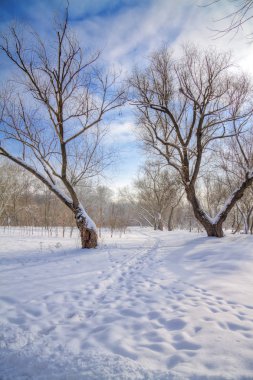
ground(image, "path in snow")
xmin=1 ymin=228 xmax=253 ymax=379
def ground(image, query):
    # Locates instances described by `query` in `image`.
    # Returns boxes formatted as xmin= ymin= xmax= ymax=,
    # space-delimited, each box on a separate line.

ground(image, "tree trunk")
xmin=77 ymin=222 xmax=98 ymax=248
xmin=158 ymin=219 xmax=163 ymax=231
xmin=74 ymin=206 xmax=98 ymax=248
xmin=243 ymin=215 xmax=249 ymax=234
xmin=204 ymin=222 xmax=224 ymax=237
xmin=186 ymin=186 xmax=224 ymax=237
xmin=156 ymin=213 xmax=163 ymax=231
xmin=168 ymin=208 xmax=174 ymax=231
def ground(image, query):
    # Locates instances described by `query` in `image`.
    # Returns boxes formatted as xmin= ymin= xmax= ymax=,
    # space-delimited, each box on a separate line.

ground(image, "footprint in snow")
xmin=119 ymin=308 xmax=143 ymax=318
xmin=172 ymin=340 xmax=201 ymax=350
xmin=159 ymin=318 xmax=187 ymax=330
xmin=147 ymin=311 xmax=161 ymax=320
xmin=166 ymin=354 xmax=185 ymax=369
xmin=144 ymin=331 xmax=164 ymax=343
xmin=141 ymin=343 xmax=168 ymax=353
xmin=226 ymin=322 xmax=251 ymax=332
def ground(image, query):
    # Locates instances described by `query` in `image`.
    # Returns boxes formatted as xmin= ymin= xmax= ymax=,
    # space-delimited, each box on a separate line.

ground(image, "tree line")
xmin=1 ymin=159 xmax=253 ymax=236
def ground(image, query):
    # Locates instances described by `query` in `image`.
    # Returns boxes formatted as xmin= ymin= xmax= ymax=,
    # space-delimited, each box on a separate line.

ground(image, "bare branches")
xmin=134 ymin=161 xmax=183 ymax=230
xmin=130 ymin=44 xmax=253 ymax=185
xmin=205 ymin=0 xmax=253 ymax=39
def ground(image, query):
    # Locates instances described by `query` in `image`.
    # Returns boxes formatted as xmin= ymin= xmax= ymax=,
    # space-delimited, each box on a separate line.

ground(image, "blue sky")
xmin=1 ymin=0 xmax=252 ymax=189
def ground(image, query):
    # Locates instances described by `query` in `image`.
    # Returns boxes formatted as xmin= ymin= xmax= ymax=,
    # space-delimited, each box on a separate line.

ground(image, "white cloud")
xmin=105 ymin=121 xmax=136 ymax=144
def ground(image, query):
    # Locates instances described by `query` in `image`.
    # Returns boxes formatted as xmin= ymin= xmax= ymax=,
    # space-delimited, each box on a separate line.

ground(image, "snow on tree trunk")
xmin=75 ymin=205 xmax=97 ymax=248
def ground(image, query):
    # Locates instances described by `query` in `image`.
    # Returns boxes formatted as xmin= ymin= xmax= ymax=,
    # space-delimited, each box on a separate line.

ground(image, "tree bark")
xmin=76 ymin=220 xmax=98 ymax=248
xmin=74 ymin=206 xmax=98 ymax=248
xmin=158 ymin=219 xmax=163 ymax=231
xmin=157 ymin=213 xmax=163 ymax=231
xmin=204 ymin=222 xmax=224 ymax=237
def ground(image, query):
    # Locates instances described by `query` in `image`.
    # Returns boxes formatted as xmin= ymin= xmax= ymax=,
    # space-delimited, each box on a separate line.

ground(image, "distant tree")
xmin=236 ymin=187 xmax=253 ymax=234
xmin=130 ymin=44 xmax=253 ymax=237
xmin=0 ymin=161 xmax=24 ymax=224
xmin=134 ymin=161 xmax=183 ymax=231
xmin=0 ymin=7 xmax=125 ymax=248
xmin=93 ymin=186 xmax=113 ymax=238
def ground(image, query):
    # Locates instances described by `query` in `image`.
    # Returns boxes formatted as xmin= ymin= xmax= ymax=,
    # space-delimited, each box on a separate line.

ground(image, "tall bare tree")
xmin=130 ymin=45 xmax=253 ymax=237
xmin=0 ymin=8 xmax=125 ymax=248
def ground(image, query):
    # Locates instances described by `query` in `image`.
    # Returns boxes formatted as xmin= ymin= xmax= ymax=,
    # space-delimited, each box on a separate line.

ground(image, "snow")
xmin=1 ymin=227 xmax=253 ymax=379
xmin=76 ymin=204 xmax=97 ymax=231
xmin=51 ymin=184 xmax=73 ymax=205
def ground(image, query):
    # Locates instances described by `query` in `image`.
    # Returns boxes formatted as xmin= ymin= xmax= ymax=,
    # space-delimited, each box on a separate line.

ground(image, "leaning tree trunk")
xmin=75 ymin=206 xmax=98 ymax=248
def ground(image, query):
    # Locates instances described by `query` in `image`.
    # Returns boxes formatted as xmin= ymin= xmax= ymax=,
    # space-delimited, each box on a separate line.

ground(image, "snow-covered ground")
xmin=1 ymin=227 xmax=253 ymax=379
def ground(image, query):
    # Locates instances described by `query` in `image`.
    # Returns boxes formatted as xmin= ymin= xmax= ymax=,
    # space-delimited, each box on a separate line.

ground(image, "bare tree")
xmin=92 ymin=185 xmax=113 ymax=238
xmin=236 ymin=188 xmax=253 ymax=233
xmin=134 ymin=161 xmax=183 ymax=231
xmin=130 ymin=44 xmax=253 ymax=237
xmin=0 ymin=160 xmax=26 ymax=224
xmin=0 ymin=8 xmax=125 ymax=248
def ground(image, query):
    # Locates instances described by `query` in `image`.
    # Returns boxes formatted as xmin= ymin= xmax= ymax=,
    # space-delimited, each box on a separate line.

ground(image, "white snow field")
xmin=1 ymin=227 xmax=253 ymax=379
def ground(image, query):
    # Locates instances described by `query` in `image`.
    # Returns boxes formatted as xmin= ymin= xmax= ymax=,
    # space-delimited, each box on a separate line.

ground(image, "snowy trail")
xmin=1 ymin=228 xmax=253 ymax=379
